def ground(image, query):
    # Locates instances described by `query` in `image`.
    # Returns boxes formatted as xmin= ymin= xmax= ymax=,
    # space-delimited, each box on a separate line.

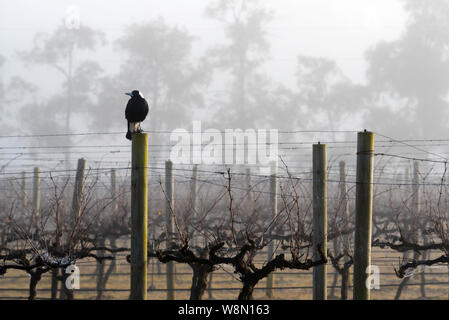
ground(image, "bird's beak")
xmin=125 ymin=92 xmax=132 ymax=97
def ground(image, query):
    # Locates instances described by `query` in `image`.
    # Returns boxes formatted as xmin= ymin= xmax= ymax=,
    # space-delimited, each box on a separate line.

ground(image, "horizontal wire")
xmin=0 ymin=130 xmax=359 ymax=139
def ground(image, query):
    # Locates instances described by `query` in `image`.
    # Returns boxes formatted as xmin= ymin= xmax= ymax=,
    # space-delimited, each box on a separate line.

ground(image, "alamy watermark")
xmin=65 ymin=264 xmax=80 ymax=290
xmin=169 ymin=121 xmax=279 ymax=170
xmin=366 ymin=265 xmax=380 ymax=290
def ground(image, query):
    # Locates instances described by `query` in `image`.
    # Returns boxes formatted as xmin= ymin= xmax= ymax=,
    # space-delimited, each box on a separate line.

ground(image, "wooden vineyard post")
xmin=413 ymin=161 xmax=427 ymax=297
xmin=312 ymin=143 xmax=327 ymax=300
xmin=246 ymin=167 xmax=253 ymax=203
xmin=71 ymin=158 xmax=86 ymax=223
xmin=32 ymin=167 xmax=40 ymax=229
xmin=266 ymin=167 xmax=278 ymax=298
xmin=111 ymin=168 xmax=118 ymax=214
xmin=21 ymin=171 xmax=27 ymax=211
xmin=59 ymin=159 xmax=86 ymax=300
xmin=353 ymin=130 xmax=374 ymax=300
xmin=394 ymin=165 xmax=414 ymax=300
xmin=413 ymin=161 xmax=421 ymax=224
xmin=339 ymin=161 xmax=351 ymax=300
xmin=130 ymin=133 xmax=148 ymax=300
xmin=165 ymin=160 xmax=175 ymax=300
xmin=191 ymin=165 xmax=198 ymax=248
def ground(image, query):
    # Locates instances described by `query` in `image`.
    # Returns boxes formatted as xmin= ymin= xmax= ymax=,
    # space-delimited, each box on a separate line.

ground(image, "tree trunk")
xmin=60 ymin=271 xmax=74 ymax=300
xmin=28 ymin=269 xmax=43 ymax=300
xmin=96 ymin=238 xmax=106 ymax=299
xmin=420 ymin=246 xmax=428 ymax=298
xmin=394 ymin=276 xmax=410 ymax=300
xmin=238 ymin=282 xmax=255 ymax=300
xmin=58 ymin=267 xmax=66 ymax=299
xmin=330 ymin=239 xmax=339 ymax=297
xmin=395 ymin=250 xmax=416 ymax=300
xmin=341 ymin=268 xmax=349 ymax=300
xmin=189 ymin=263 xmax=212 ymax=300
xmin=50 ymin=269 xmax=59 ymax=299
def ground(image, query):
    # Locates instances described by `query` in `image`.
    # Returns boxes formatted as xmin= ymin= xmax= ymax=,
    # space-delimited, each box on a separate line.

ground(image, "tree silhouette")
xmin=205 ymin=0 xmax=274 ymax=128
xmin=294 ymin=56 xmax=365 ymax=134
xmin=0 ymin=56 xmax=38 ymax=135
xmin=20 ymin=23 xmax=105 ymax=130
xmin=364 ymin=0 xmax=449 ymax=137
xmin=18 ymin=23 xmax=105 ymax=166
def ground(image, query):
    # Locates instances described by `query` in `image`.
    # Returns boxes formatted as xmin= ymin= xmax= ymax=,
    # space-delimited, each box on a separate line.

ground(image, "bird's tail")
xmin=126 ymin=121 xmax=140 ymax=140
xmin=126 ymin=121 xmax=132 ymax=140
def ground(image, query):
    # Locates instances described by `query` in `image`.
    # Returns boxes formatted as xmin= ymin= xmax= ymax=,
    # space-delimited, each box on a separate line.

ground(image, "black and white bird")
xmin=125 ymin=90 xmax=149 ymax=140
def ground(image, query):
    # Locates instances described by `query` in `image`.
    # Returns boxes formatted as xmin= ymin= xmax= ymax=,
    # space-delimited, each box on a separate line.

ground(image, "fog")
xmin=3 ymin=1 xmax=449 ymax=302
xmin=1 ymin=0 xmax=448 ymax=171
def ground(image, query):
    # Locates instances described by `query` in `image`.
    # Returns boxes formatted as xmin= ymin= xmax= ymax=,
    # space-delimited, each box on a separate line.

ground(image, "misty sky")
xmin=1 ymin=0 xmax=447 ymax=190
xmin=0 ymin=0 xmax=407 ymax=93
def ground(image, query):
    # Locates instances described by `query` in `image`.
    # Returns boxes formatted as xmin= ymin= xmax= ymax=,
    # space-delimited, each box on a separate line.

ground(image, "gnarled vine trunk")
xmin=238 ymin=282 xmax=256 ymax=300
xmin=28 ymin=268 xmax=45 ymax=300
xmin=189 ymin=263 xmax=213 ymax=300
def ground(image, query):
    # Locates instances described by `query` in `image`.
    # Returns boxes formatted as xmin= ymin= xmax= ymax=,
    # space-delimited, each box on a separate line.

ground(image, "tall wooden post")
xmin=111 ymin=168 xmax=118 ymax=214
xmin=412 ymin=161 xmax=421 ymax=222
xmin=71 ymin=158 xmax=86 ymax=223
xmin=50 ymin=269 xmax=59 ymax=299
xmin=246 ymin=167 xmax=253 ymax=203
xmin=313 ymin=143 xmax=327 ymax=300
xmin=353 ymin=131 xmax=374 ymax=300
xmin=266 ymin=167 xmax=278 ymax=298
xmin=165 ymin=160 xmax=175 ymax=300
xmin=394 ymin=165 xmax=414 ymax=300
xmin=330 ymin=161 xmax=345 ymax=298
xmin=62 ymin=153 xmax=80 ymax=301
xmin=21 ymin=171 xmax=27 ymax=211
xmin=402 ymin=166 xmax=412 ymax=240
xmin=191 ymin=165 xmax=198 ymax=248
xmin=130 ymin=133 xmax=148 ymax=300
xmin=32 ymin=167 xmax=40 ymax=228
xmin=412 ymin=161 xmax=427 ymax=297
xmin=339 ymin=161 xmax=351 ymax=300
xmin=339 ymin=161 xmax=351 ymax=254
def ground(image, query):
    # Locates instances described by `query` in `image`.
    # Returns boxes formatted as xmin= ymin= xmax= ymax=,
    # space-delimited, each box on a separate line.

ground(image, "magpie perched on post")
xmin=125 ymin=90 xmax=149 ymax=140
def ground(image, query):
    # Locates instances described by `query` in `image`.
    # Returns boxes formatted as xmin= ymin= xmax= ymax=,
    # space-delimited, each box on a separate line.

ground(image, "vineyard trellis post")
xmin=339 ymin=160 xmax=351 ymax=300
xmin=60 ymin=159 xmax=86 ymax=300
xmin=71 ymin=158 xmax=86 ymax=223
xmin=49 ymin=164 xmax=58 ymax=298
xmin=394 ymin=165 xmax=414 ymax=300
xmin=130 ymin=133 xmax=148 ymax=300
xmin=413 ymin=161 xmax=427 ymax=297
xmin=412 ymin=161 xmax=420 ymax=215
xmin=353 ymin=130 xmax=374 ymax=300
xmin=32 ymin=167 xmax=40 ymax=230
xmin=266 ymin=165 xmax=278 ymax=298
xmin=246 ymin=167 xmax=253 ymax=203
xmin=21 ymin=171 xmax=27 ymax=211
xmin=191 ymin=164 xmax=198 ymax=248
xmin=111 ymin=168 xmax=118 ymax=214
xmin=312 ymin=143 xmax=327 ymax=300
xmin=111 ymin=168 xmax=119 ymax=276
xmin=165 ymin=160 xmax=175 ymax=300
